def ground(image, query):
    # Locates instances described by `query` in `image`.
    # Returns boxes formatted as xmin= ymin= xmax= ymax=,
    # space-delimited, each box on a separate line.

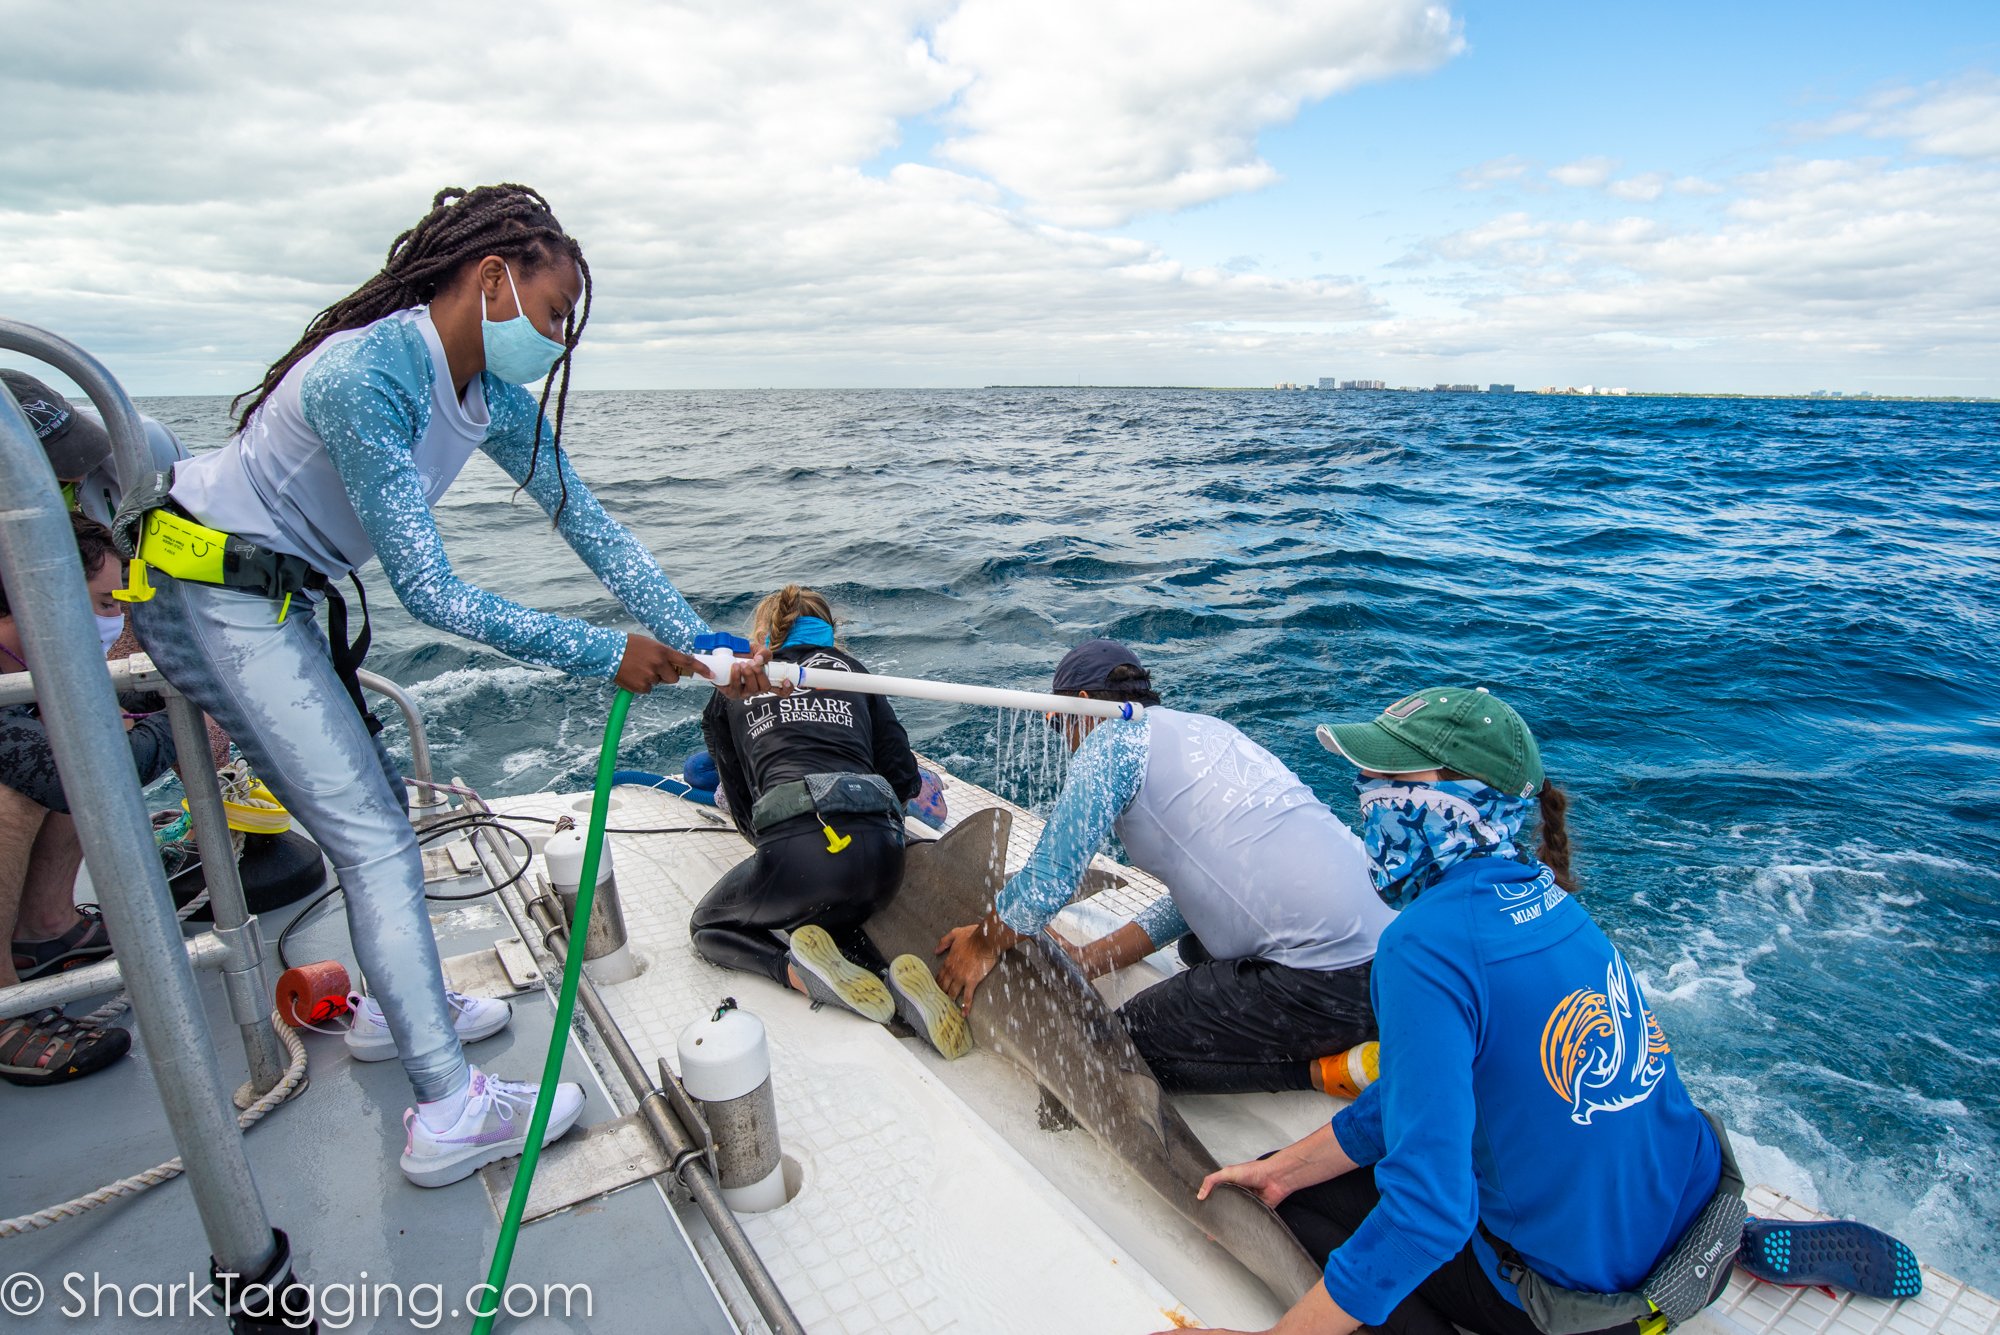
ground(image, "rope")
xmin=0 ymin=1012 xmax=309 ymax=1237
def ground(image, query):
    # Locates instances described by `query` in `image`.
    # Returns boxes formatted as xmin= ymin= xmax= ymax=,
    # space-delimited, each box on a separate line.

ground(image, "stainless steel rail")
xmin=0 ymin=319 xmax=283 ymax=1284
xmin=357 ymin=668 xmax=436 ymax=799
xmin=0 ymin=652 xmax=165 ymax=706
xmin=0 ymin=932 xmax=231 ymax=1018
xmin=455 ymin=786 xmax=807 ymax=1335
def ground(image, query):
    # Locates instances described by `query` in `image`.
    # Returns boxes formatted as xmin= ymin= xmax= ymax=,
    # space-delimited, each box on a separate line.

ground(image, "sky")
xmin=2 ymin=0 xmax=1997 ymax=396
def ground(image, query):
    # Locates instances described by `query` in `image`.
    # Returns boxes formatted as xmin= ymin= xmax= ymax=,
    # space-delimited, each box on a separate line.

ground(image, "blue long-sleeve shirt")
xmin=174 ymin=308 xmax=706 ymax=677
xmin=993 ymin=716 xmax=1187 ymax=946
xmin=1322 ymin=855 xmax=1720 ymax=1324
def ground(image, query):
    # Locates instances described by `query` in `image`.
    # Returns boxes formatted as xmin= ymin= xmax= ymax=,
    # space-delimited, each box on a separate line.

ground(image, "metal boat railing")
xmin=0 ymin=318 xmax=296 ymax=1308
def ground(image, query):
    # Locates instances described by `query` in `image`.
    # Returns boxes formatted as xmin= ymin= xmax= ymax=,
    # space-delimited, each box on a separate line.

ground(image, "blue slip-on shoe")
xmin=1738 ymin=1218 xmax=1923 ymax=1300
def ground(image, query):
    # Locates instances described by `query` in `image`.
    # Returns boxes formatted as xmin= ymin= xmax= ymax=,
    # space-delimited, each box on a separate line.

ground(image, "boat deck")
xmin=482 ymin=768 xmax=2000 ymax=1335
xmin=3 ymin=762 xmax=1995 ymax=1335
xmin=1 ymin=832 xmax=736 ymax=1334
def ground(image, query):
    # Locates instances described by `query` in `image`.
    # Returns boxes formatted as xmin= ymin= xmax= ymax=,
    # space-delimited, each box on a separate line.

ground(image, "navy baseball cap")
xmin=1 ymin=369 xmax=112 ymax=479
xmin=1051 ymin=639 xmax=1148 ymax=694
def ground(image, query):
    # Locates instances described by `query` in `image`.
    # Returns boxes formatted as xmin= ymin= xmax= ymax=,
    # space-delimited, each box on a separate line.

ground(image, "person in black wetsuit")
xmin=692 ymin=584 xmax=969 ymax=1059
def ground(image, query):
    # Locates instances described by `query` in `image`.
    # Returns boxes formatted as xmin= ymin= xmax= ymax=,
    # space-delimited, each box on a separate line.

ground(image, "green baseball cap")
xmin=1316 ymin=686 xmax=1545 ymax=798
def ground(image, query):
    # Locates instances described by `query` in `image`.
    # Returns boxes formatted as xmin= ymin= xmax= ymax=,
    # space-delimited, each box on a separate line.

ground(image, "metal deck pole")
xmin=0 ymin=321 xmax=297 ymax=1311
xmin=167 ymin=696 xmax=289 ymax=1095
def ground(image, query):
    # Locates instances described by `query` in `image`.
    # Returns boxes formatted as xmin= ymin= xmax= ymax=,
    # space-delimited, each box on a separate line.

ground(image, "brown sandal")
xmin=0 ymin=1007 xmax=131 ymax=1086
xmin=11 ymin=904 xmax=114 ymax=981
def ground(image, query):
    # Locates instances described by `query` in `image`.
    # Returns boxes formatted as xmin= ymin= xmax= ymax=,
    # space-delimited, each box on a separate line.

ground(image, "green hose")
xmin=471 ymin=687 xmax=633 ymax=1334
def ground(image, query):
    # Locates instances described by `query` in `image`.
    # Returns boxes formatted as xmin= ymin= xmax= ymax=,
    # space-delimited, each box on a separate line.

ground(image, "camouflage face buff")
xmin=1355 ymin=777 xmax=1529 ymax=909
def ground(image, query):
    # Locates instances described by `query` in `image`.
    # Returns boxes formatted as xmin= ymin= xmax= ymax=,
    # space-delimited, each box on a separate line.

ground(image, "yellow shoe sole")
xmin=888 ymin=955 xmax=972 ymax=1060
xmin=789 ymin=925 xmax=895 ymax=1023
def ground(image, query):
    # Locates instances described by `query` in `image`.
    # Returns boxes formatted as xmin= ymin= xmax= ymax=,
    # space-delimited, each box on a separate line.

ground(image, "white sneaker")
xmin=399 ymin=1068 xmax=585 ymax=1188
xmin=345 ymin=989 xmax=512 ymax=1062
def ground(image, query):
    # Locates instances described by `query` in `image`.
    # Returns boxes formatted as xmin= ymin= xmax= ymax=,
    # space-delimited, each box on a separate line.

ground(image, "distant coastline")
xmin=985 ymin=385 xmax=1999 ymax=403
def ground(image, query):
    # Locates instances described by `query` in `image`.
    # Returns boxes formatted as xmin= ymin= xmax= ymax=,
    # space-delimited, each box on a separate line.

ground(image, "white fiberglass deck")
xmin=492 ymin=766 xmax=1999 ymax=1335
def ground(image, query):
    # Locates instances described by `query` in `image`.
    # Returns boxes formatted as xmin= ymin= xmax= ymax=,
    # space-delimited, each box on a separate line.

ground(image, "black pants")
xmin=1116 ymin=935 xmax=1376 ymax=1093
xmin=1278 ymin=1167 xmax=1635 ymax=1335
xmin=690 ymin=814 xmax=904 ymax=986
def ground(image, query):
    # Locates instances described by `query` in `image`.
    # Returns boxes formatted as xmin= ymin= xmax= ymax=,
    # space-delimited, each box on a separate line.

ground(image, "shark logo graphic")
xmin=1539 ymin=952 xmax=1671 ymax=1125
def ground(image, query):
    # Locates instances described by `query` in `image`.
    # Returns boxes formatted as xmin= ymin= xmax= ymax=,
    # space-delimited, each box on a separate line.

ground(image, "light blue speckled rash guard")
xmin=996 ymin=708 xmax=1390 ymax=970
xmin=170 ymin=308 xmax=707 ymax=676
xmin=994 ymin=716 xmax=1184 ymax=942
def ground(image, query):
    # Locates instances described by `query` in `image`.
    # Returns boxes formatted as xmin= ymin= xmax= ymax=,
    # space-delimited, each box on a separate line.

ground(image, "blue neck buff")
xmin=781 ymin=616 xmax=835 ymax=648
xmin=1356 ymin=777 xmax=1530 ymax=910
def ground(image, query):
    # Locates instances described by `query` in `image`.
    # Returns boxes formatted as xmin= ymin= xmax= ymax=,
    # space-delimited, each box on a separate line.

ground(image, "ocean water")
xmin=138 ymin=388 xmax=2000 ymax=1287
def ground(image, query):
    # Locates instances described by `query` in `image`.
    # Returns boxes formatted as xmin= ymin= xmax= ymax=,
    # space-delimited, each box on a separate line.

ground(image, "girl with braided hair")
xmin=131 ymin=184 xmax=759 ymax=1186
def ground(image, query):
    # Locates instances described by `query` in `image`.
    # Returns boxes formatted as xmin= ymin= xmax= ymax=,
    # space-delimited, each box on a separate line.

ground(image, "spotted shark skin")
xmin=866 ymin=808 xmax=1323 ymax=1306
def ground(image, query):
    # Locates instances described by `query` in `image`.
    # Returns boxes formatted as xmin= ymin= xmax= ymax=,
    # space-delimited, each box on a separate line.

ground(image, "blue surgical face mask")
xmin=96 ymin=611 xmax=126 ymax=655
xmin=1356 ymin=776 xmax=1529 ymax=909
xmin=481 ymin=263 xmax=567 ymax=385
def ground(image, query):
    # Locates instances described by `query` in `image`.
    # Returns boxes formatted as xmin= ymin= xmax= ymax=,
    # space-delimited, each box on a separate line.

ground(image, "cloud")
xmin=0 ymin=0 xmax=1455 ymax=394
xmin=1813 ymin=74 xmax=2000 ymax=159
xmin=1607 ymin=172 xmax=1669 ymax=201
xmin=1458 ymin=155 xmax=1535 ymax=190
xmin=1394 ymin=142 xmax=2000 ymax=387
xmin=1548 ymin=156 xmax=1619 ymax=188
xmin=927 ymin=0 xmax=1462 ymax=226
xmin=1872 ymin=74 xmax=2000 ymax=158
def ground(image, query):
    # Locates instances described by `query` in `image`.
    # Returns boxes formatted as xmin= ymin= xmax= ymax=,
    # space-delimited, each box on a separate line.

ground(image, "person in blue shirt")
xmin=1178 ymin=687 xmax=1918 ymax=1335
xmin=935 ymin=640 xmax=1391 ymax=1094
xmin=127 ymin=184 xmax=761 ymax=1188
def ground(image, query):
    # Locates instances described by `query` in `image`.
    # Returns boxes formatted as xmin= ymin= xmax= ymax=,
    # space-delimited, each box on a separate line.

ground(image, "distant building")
xmin=1434 ymin=383 xmax=1479 ymax=392
xmin=1809 ymin=389 xmax=1844 ymax=398
xmin=1338 ymin=379 xmax=1386 ymax=390
xmin=1319 ymin=377 xmax=1337 ymax=390
xmin=1487 ymin=383 xmax=1515 ymax=394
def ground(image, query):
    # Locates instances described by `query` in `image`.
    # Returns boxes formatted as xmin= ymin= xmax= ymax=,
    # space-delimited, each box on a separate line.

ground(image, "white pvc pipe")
xmin=761 ymin=661 xmax=1146 ymax=721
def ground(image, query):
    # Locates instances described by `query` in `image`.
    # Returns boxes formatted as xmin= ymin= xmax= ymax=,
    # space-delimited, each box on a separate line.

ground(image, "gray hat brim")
xmin=1316 ymin=722 xmax=1441 ymax=775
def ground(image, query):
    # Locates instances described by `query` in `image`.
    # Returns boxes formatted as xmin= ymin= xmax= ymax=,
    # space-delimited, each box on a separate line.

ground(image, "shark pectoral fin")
xmin=1077 ymin=866 xmax=1130 ymax=897
xmin=1036 ymin=1084 xmax=1080 ymax=1132
xmin=865 ymin=806 xmax=1015 ymax=963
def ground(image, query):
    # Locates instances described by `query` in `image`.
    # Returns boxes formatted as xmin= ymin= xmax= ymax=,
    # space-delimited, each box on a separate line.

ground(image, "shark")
xmin=864 ymin=807 xmax=1325 ymax=1307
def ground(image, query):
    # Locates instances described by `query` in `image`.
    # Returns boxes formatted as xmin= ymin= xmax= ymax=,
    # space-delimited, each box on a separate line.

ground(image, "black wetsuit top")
xmin=702 ymin=642 xmax=922 ymax=840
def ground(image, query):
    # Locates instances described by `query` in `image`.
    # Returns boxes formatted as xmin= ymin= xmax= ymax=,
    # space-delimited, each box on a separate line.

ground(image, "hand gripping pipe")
xmin=754 ymin=661 xmax=1148 ymax=720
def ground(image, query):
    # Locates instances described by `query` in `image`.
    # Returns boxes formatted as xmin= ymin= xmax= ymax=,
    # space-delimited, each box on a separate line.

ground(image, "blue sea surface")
xmin=140 ymin=388 xmax=2000 ymax=1288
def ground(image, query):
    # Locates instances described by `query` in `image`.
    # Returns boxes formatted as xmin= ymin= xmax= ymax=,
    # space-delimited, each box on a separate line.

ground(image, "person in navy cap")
xmin=935 ymin=639 xmax=1391 ymax=1095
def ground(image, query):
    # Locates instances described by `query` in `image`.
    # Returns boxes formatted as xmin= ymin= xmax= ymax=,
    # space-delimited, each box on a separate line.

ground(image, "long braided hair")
xmin=231 ymin=184 xmax=592 ymax=520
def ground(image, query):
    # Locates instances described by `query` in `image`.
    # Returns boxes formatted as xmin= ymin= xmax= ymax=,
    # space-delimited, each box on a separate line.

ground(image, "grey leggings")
xmin=132 ymin=573 xmax=465 ymax=1102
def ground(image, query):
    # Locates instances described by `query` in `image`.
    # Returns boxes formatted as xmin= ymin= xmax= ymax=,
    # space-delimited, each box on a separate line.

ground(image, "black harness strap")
xmin=320 ymin=575 xmax=382 ymax=737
